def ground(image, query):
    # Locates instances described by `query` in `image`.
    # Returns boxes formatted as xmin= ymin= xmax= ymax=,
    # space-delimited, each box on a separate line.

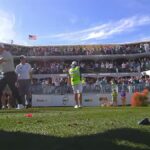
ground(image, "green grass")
xmin=0 ymin=107 xmax=150 ymax=150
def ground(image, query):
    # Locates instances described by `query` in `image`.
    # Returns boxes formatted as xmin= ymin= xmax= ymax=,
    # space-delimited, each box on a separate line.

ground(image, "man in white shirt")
xmin=15 ymin=55 xmax=32 ymax=108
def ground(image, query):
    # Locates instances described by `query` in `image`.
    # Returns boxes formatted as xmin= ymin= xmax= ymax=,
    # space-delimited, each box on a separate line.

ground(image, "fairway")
xmin=0 ymin=107 xmax=150 ymax=150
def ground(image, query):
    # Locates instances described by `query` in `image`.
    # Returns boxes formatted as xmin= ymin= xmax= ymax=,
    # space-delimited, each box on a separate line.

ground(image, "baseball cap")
xmin=0 ymin=43 xmax=4 ymax=48
xmin=20 ymin=55 xmax=26 ymax=59
xmin=71 ymin=61 xmax=77 ymax=66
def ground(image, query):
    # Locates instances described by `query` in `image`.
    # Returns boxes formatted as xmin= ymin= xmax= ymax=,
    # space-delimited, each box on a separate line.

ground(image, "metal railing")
xmin=30 ymin=83 xmax=149 ymax=95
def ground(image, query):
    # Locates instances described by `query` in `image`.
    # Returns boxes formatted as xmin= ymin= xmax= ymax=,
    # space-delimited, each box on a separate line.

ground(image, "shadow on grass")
xmin=0 ymin=128 xmax=150 ymax=150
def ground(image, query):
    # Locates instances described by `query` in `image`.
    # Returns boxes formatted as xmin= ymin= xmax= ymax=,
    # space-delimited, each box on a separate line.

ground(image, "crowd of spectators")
xmin=30 ymin=76 xmax=150 ymax=95
xmin=29 ymin=57 xmax=150 ymax=74
xmin=4 ymin=42 xmax=150 ymax=56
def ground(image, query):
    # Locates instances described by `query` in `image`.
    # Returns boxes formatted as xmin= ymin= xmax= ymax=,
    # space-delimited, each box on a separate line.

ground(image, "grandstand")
xmin=1 ymin=41 xmax=150 ymax=106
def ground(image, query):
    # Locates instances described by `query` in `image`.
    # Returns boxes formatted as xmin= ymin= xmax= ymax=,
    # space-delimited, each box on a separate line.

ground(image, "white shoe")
xmin=16 ymin=104 xmax=24 ymax=109
xmin=74 ymin=105 xmax=79 ymax=108
xmin=78 ymin=105 xmax=83 ymax=108
xmin=7 ymin=104 xmax=12 ymax=109
xmin=2 ymin=105 xmax=6 ymax=109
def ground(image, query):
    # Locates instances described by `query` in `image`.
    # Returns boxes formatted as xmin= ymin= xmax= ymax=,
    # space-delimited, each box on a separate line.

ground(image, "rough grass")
xmin=0 ymin=107 xmax=150 ymax=150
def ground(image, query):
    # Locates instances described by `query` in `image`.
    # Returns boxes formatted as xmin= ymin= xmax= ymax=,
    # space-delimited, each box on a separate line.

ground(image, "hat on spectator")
xmin=0 ymin=43 xmax=4 ymax=49
xmin=71 ymin=61 xmax=77 ymax=67
xmin=20 ymin=55 xmax=26 ymax=59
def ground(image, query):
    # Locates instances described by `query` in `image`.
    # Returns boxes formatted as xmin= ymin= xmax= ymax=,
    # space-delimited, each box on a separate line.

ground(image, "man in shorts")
xmin=68 ymin=61 xmax=83 ymax=108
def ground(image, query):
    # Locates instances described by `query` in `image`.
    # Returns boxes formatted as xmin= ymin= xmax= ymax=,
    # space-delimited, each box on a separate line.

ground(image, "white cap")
xmin=71 ymin=61 xmax=77 ymax=66
xmin=0 ymin=43 xmax=4 ymax=48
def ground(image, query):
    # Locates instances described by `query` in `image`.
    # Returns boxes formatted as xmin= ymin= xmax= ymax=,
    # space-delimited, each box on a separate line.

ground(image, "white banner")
xmin=32 ymin=93 xmax=132 ymax=107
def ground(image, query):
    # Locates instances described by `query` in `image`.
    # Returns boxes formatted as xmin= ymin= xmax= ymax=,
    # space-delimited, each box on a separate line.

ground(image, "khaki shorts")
xmin=72 ymin=83 xmax=82 ymax=94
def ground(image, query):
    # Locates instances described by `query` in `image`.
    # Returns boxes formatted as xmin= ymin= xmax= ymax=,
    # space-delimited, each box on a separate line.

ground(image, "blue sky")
xmin=0 ymin=0 xmax=150 ymax=45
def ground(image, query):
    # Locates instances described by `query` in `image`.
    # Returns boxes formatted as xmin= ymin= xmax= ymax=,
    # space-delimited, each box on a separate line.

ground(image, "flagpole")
xmin=11 ymin=40 xmax=14 ymax=45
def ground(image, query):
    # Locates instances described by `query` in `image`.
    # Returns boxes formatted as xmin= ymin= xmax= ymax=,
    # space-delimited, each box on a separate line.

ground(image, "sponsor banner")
xmin=32 ymin=93 xmax=132 ymax=107
xmin=32 ymin=95 xmax=74 ymax=106
xmin=98 ymin=93 xmax=132 ymax=105
xmin=82 ymin=94 xmax=98 ymax=106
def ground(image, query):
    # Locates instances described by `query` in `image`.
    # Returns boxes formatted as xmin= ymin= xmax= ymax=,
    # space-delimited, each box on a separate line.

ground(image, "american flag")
xmin=29 ymin=35 xmax=37 ymax=40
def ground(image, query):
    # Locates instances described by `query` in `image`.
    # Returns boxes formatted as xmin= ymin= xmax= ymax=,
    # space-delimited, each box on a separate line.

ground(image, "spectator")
xmin=15 ymin=55 xmax=32 ymax=108
xmin=120 ymin=89 xmax=126 ymax=106
xmin=0 ymin=43 xmax=23 ymax=109
xmin=1 ymin=85 xmax=14 ymax=109
xmin=144 ymin=43 xmax=149 ymax=53
xmin=111 ymin=89 xmax=118 ymax=106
